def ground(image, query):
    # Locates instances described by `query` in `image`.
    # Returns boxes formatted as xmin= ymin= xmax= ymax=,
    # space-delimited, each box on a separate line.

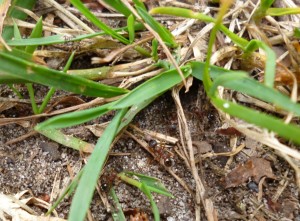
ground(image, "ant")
xmin=147 ymin=139 xmax=174 ymax=168
xmin=100 ymin=168 xmax=120 ymax=192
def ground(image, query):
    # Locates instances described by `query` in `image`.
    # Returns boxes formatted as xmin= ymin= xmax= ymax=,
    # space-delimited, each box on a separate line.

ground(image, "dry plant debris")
xmin=1 ymin=0 xmax=300 ymax=220
xmin=223 ymin=157 xmax=276 ymax=188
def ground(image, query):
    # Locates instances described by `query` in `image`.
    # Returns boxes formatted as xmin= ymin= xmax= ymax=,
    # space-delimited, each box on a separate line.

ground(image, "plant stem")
xmin=26 ymin=83 xmax=39 ymax=114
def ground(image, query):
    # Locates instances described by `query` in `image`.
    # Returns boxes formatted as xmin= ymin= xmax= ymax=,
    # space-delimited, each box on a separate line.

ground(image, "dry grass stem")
xmin=125 ymin=131 xmax=193 ymax=195
xmin=43 ymin=0 xmax=94 ymax=33
xmin=120 ymin=0 xmax=187 ymax=88
xmin=172 ymin=86 xmax=217 ymax=221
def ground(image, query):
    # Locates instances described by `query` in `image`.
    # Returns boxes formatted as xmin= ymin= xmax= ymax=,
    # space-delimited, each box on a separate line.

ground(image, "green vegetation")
xmin=1 ymin=0 xmax=300 ymax=220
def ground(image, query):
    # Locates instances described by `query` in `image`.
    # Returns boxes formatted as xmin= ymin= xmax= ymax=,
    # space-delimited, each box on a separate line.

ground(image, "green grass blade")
xmin=26 ymin=83 xmax=38 ymax=114
xmin=136 ymin=6 xmax=177 ymax=48
xmin=124 ymin=171 xmax=173 ymax=197
xmin=151 ymin=39 xmax=159 ymax=61
xmin=6 ymin=23 xmax=142 ymax=46
xmin=109 ymin=187 xmax=126 ymax=221
xmin=212 ymin=97 xmax=300 ymax=145
xmin=253 ymin=0 xmax=274 ymax=22
xmin=0 ymin=51 xmax=128 ymax=97
xmin=190 ymin=61 xmax=300 ymax=144
xmin=150 ymin=7 xmax=248 ymax=49
xmin=2 ymin=0 xmax=36 ymax=40
xmin=112 ymin=66 xmax=191 ymax=109
xmin=35 ymin=102 xmax=112 ymax=130
xmin=0 ymin=73 xmax=30 ymax=83
xmin=25 ymin=16 xmax=43 ymax=53
xmin=12 ymin=20 xmax=25 ymax=50
xmin=38 ymin=87 xmax=55 ymax=113
xmin=267 ymin=7 xmax=300 ymax=16
xmin=13 ymin=20 xmax=22 ymax=39
xmin=127 ymin=14 xmax=135 ymax=43
xmin=37 ymin=128 xmax=94 ymax=152
xmin=70 ymin=0 xmax=129 ymax=44
xmin=117 ymin=96 xmax=160 ymax=132
xmin=38 ymin=52 xmax=76 ymax=114
xmin=103 ymin=0 xmax=131 ymax=17
xmin=140 ymin=184 xmax=160 ymax=221
xmin=244 ymin=40 xmax=276 ymax=88
xmin=260 ymin=0 xmax=275 ymax=11
xmin=133 ymin=0 xmax=147 ymax=11
xmin=7 ymin=83 xmax=23 ymax=98
xmin=191 ymin=62 xmax=300 ymax=116
xmin=68 ymin=109 xmax=128 ymax=221
xmin=208 ymin=71 xmax=248 ymax=96
xmin=295 ymin=28 xmax=300 ymax=38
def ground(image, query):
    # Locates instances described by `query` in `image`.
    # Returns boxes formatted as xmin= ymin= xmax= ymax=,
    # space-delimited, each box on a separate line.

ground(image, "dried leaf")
xmin=0 ymin=192 xmax=65 ymax=221
xmin=85 ymin=123 xmax=107 ymax=137
xmin=0 ymin=0 xmax=11 ymax=51
xmin=215 ymin=127 xmax=242 ymax=136
xmin=0 ymin=101 xmax=16 ymax=113
xmin=224 ymin=157 xmax=276 ymax=188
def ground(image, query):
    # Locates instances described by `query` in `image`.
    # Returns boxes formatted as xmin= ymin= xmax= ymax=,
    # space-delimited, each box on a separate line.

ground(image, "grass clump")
xmin=1 ymin=0 xmax=300 ymax=220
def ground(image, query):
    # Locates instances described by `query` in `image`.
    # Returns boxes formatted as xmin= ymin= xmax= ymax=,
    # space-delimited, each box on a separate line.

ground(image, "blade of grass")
xmin=2 ymin=0 xmax=36 ymax=40
xmin=12 ymin=20 xmax=25 ymax=50
xmin=35 ymin=102 xmax=112 ymax=130
xmin=127 ymin=14 xmax=135 ymax=43
xmin=190 ymin=62 xmax=300 ymax=116
xmin=112 ymin=66 xmax=191 ymax=109
xmin=6 ymin=23 xmax=146 ymax=46
xmin=151 ymin=39 xmax=158 ymax=61
xmin=244 ymin=40 xmax=276 ymax=88
xmin=136 ymin=6 xmax=177 ymax=48
xmin=26 ymin=83 xmax=39 ymax=114
xmin=0 ymin=51 xmax=128 ymax=97
xmin=103 ymin=0 xmax=131 ymax=17
xmin=35 ymin=96 xmax=158 ymax=153
xmin=253 ymin=0 xmax=275 ymax=23
xmin=70 ymin=0 xmax=129 ymax=44
xmin=7 ymin=83 xmax=23 ymax=98
xmin=118 ymin=171 xmax=172 ymax=221
xmin=0 ymin=74 xmax=30 ymax=83
xmin=140 ymin=183 xmax=160 ymax=221
xmin=122 ymin=171 xmax=173 ymax=197
xmin=109 ymin=187 xmax=126 ymax=221
xmin=267 ymin=7 xmax=300 ymax=16
xmin=71 ymin=0 xmax=150 ymax=57
xmin=150 ymin=7 xmax=276 ymax=88
xmin=23 ymin=16 xmax=43 ymax=114
xmin=37 ymin=128 xmax=94 ymax=152
xmin=149 ymin=7 xmax=249 ymax=49
xmin=132 ymin=0 xmax=147 ymax=11
xmin=38 ymin=51 xmax=76 ymax=114
xmin=25 ymin=16 xmax=43 ymax=53
xmin=68 ymin=108 xmax=127 ymax=221
xmin=190 ymin=61 xmax=300 ymax=144
xmin=203 ymin=0 xmax=234 ymax=92
xmin=295 ymin=28 xmax=300 ymax=38
xmin=212 ymin=97 xmax=300 ymax=145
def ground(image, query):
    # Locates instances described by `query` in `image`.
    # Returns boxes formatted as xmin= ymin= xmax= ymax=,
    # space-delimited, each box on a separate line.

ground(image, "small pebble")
xmin=247 ymin=181 xmax=259 ymax=193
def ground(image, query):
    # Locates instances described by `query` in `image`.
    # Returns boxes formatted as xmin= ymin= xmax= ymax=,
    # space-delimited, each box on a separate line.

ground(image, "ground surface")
xmin=1 ymin=84 xmax=299 ymax=220
xmin=1 ymin=0 xmax=300 ymax=221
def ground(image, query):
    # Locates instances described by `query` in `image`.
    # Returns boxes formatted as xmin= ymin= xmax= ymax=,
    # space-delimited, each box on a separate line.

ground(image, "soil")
xmin=1 ymin=83 xmax=300 ymax=220
xmin=1 ymin=0 xmax=300 ymax=221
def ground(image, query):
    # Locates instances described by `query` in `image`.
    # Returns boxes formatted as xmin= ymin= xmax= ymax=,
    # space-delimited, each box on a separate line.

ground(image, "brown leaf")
xmin=216 ymin=127 xmax=242 ymax=136
xmin=224 ymin=157 xmax=276 ymax=188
